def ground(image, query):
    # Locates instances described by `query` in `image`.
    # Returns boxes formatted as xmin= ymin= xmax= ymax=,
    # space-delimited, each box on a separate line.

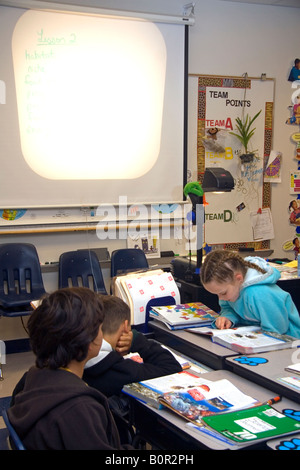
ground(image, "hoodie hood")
xmin=242 ymin=256 xmax=280 ymax=289
xmin=9 ymin=366 xmax=104 ymax=435
xmin=85 ymin=338 xmax=112 ymax=369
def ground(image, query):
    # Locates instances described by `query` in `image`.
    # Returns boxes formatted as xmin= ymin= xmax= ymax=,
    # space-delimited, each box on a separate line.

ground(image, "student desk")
xmin=225 ymin=348 xmax=300 ymax=403
xmin=149 ymin=321 xmax=249 ymax=370
xmin=128 ymin=369 xmax=300 ymax=450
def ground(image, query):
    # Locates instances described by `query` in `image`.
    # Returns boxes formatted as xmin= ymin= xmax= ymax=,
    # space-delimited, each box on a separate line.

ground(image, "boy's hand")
xmin=115 ymin=328 xmax=133 ymax=356
xmin=215 ymin=316 xmax=232 ymax=330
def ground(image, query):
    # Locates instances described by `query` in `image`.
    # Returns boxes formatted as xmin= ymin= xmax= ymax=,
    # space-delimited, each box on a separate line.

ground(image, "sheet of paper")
xmin=250 ymin=208 xmax=274 ymax=241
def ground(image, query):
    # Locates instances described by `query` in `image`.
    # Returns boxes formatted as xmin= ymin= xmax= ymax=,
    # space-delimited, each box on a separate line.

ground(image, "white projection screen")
xmin=0 ymin=5 xmax=188 ymax=208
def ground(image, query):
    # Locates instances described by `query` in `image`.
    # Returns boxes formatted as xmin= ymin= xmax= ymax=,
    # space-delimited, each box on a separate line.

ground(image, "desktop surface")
xmin=226 ymin=348 xmax=300 ymax=403
xmin=128 ymin=368 xmax=300 ymax=450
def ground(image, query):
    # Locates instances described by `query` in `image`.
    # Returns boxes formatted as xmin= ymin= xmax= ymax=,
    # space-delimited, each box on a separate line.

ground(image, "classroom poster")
xmin=197 ymin=75 xmax=274 ymax=245
xmin=290 ymin=170 xmax=300 ymax=194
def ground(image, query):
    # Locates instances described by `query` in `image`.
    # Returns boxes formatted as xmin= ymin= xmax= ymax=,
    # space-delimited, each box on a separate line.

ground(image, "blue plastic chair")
xmin=0 ymin=243 xmax=46 ymax=317
xmin=58 ymin=249 xmax=107 ymax=294
xmin=110 ymin=248 xmax=149 ymax=277
xmin=2 ymin=409 xmax=26 ymax=450
xmin=110 ymin=248 xmax=149 ymax=295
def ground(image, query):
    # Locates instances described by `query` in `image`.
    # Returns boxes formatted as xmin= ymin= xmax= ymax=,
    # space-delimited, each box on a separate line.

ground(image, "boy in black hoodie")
xmin=8 ymin=288 xmax=133 ymax=450
xmin=83 ymin=295 xmax=182 ymax=397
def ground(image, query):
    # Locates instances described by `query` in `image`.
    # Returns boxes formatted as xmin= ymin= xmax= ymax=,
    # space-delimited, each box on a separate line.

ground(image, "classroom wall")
xmin=188 ymin=0 xmax=300 ymax=261
xmin=1 ymin=0 xmax=300 ymax=339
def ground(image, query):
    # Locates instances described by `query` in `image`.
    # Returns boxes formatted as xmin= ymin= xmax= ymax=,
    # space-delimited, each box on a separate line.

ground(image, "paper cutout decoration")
xmin=233 ymin=356 xmax=268 ymax=366
xmin=291 ymin=133 xmax=300 ymax=161
xmin=264 ymin=150 xmax=282 ymax=182
xmin=286 ymin=91 xmax=300 ymax=125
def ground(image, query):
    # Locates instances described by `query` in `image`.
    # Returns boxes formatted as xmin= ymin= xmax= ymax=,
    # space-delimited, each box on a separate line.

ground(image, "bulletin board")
xmin=193 ymin=74 xmax=274 ymax=248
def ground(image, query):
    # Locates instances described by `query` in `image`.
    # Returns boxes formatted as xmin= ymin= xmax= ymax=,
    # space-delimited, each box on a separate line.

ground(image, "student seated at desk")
xmin=8 ymin=287 xmax=133 ymax=450
xmin=200 ymin=250 xmax=300 ymax=338
xmin=83 ymin=295 xmax=182 ymax=397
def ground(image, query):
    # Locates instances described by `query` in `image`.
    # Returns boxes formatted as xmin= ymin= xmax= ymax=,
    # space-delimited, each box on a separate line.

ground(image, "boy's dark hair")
xmin=28 ymin=287 xmax=104 ymax=369
xmin=100 ymin=295 xmax=130 ymax=335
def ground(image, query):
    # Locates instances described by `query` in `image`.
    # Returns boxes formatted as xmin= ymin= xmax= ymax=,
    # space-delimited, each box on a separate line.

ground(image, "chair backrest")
xmin=136 ymin=295 xmax=176 ymax=334
xmin=110 ymin=249 xmax=149 ymax=278
xmin=2 ymin=409 xmax=26 ymax=450
xmin=0 ymin=243 xmax=46 ymax=309
xmin=58 ymin=250 xmax=107 ymax=294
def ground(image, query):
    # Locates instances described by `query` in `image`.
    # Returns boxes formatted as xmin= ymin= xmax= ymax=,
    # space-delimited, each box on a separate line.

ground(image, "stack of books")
xmin=149 ymin=302 xmax=219 ymax=330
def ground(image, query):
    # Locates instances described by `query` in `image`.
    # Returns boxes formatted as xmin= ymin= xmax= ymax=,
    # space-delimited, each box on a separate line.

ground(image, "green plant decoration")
xmin=230 ymin=110 xmax=262 ymax=161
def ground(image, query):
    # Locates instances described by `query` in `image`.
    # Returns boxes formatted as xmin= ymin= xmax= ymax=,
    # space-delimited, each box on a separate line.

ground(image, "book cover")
xmin=158 ymin=378 xmax=258 ymax=426
xmin=188 ymin=325 xmax=300 ymax=354
xmin=150 ymin=302 xmax=219 ymax=329
xmin=114 ymin=269 xmax=180 ymax=325
xmin=122 ymin=370 xmax=212 ymax=409
xmin=202 ymin=404 xmax=300 ymax=444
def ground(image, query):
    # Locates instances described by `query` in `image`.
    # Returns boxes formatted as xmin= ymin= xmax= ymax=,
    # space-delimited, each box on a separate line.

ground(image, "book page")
xmin=142 ymin=371 xmax=212 ymax=394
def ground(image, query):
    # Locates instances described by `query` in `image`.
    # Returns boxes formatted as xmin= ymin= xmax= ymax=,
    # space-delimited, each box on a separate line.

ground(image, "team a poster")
xmin=196 ymin=75 xmax=274 ymax=245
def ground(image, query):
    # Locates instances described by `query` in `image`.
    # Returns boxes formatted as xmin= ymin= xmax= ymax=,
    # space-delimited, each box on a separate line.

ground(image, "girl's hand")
xmin=215 ymin=316 xmax=232 ymax=330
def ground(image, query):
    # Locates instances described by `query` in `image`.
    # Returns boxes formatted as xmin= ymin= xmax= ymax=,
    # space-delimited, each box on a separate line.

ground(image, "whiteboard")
xmin=0 ymin=6 xmax=188 ymax=209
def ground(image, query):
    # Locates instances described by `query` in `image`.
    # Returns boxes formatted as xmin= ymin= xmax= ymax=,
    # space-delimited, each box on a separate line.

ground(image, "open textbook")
xmin=122 ymin=370 xmax=210 ymax=409
xmin=149 ymin=302 xmax=219 ymax=330
xmin=187 ymin=325 xmax=300 ymax=354
xmin=113 ymin=269 xmax=180 ymax=326
xmin=158 ymin=379 xmax=259 ymax=426
xmin=122 ymin=370 xmax=259 ymax=424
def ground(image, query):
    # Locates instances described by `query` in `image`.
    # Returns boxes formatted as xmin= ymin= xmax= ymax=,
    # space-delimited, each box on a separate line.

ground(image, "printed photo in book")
xmin=149 ymin=302 xmax=219 ymax=330
xmin=158 ymin=378 xmax=258 ymax=426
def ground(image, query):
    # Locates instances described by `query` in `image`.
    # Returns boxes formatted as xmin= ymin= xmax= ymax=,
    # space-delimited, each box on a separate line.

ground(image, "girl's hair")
xmin=27 ymin=287 xmax=104 ymax=369
xmin=200 ymin=250 xmax=266 ymax=285
xmin=100 ymin=295 xmax=130 ymax=335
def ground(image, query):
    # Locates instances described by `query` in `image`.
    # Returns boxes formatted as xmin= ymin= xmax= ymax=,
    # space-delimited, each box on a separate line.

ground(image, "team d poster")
xmin=196 ymin=75 xmax=274 ymax=245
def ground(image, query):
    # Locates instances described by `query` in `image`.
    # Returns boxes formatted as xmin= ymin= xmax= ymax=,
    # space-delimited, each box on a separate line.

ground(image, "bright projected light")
xmin=12 ymin=10 xmax=166 ymax=179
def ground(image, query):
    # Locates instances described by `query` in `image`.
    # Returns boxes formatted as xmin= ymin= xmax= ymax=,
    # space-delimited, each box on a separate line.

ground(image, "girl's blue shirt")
xmin=217 ymin=256 xmax=300 ymax=338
